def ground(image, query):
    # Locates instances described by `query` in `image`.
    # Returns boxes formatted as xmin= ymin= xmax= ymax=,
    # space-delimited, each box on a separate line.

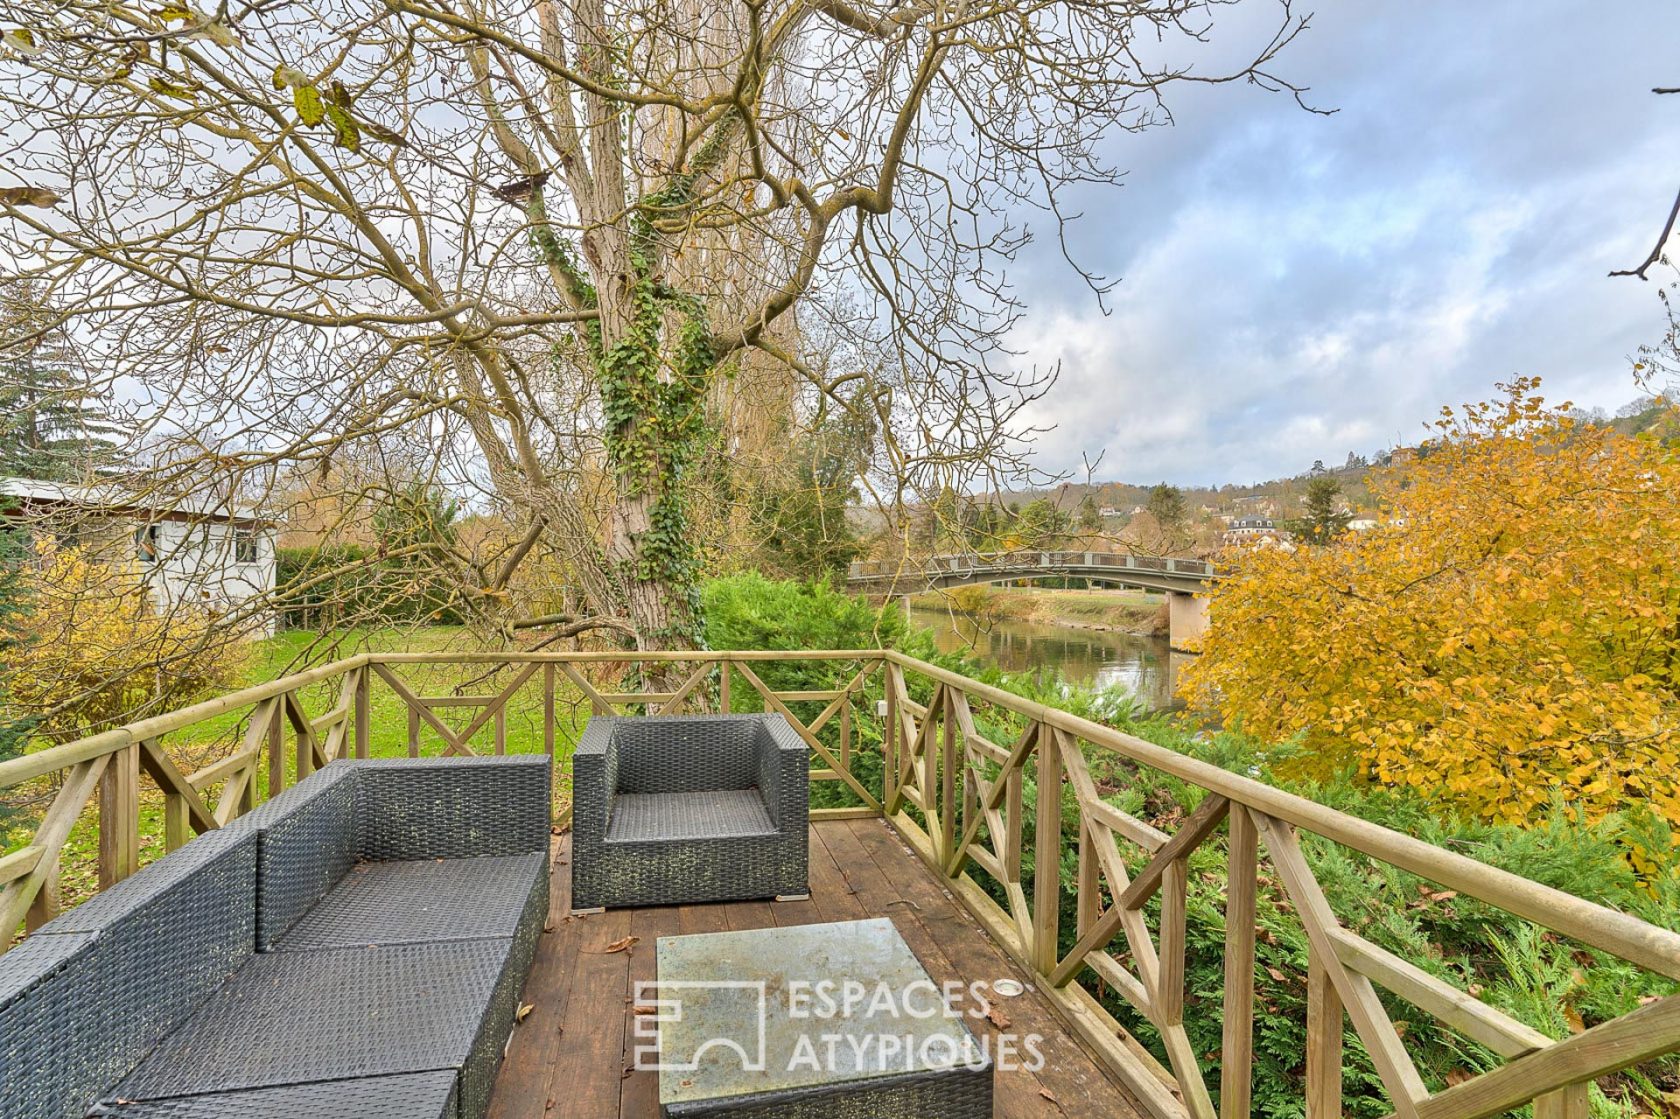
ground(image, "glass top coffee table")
xmin=643 ymin=917 xmax=993 ymax=1117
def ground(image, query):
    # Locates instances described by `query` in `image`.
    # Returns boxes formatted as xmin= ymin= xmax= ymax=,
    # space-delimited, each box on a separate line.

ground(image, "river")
xmin=907 ymin=607 xmax=1190 ymax=711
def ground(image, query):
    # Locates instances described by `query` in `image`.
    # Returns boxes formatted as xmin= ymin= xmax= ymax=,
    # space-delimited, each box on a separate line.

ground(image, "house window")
xmin=234 ymin=526 xmax=258 ymax=564
xmin=135 ymin=524 xmax=159 ymax=564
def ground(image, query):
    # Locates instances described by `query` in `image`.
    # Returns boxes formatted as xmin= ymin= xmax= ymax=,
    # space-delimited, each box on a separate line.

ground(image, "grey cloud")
xmin=1004 ymin=0 xmax=1680 ymax=484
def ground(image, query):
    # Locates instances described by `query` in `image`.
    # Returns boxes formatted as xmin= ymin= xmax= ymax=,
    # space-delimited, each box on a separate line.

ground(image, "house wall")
xmin=135 ymin=519 xmax=277 ymax=634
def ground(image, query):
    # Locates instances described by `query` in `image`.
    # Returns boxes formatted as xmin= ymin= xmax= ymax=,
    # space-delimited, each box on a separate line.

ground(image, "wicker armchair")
xmin=571 ymin=714 xmax=809 ymax=910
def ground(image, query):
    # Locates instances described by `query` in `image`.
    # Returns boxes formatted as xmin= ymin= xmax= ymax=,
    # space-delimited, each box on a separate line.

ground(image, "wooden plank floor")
xmin=488 ymin=819 xmax=1149 ymax=1119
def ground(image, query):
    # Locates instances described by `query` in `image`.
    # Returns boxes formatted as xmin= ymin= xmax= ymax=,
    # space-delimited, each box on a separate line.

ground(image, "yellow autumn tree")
xmin=3 ymin=545 xmax=248 ymax=741
xmin=1181 ymin=379 xmax=1680 ymax=829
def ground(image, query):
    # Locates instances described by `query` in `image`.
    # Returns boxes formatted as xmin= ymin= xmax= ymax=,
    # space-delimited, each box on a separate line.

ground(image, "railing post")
xmin=883 ymin=663 xmax=899 ymax=812
xmin=164 ymin=792 xmax=188 ymax=852
xmin=543 ymin=663 xmax=556 ymax=756
xmin=24 ymin=869 xmax=59 ymax=932
xmin=940 ymin=687 xmax=957 ymax=866
xmin=1005 ymin=763 xmax=1024 ymax=883
xmin=354 ymin=664 xmax=372 ymax=759
xmin=922 ymin=684 xmax=940 ymax=835
xmin=98 ymin=740 xmax=140 ymax=888
xmin=1031 ymin=721 xmax=1062 ymax=974
xmin=839 ymin=691 xmax=852 ymax=775
xmin=1306 ymin=947 xmax=1344 ymax=1119
xmin=1534 ymin=1086 xmax=1590 ymax=1119
xmin=162 ymin=738 xmax=189 ymax=851
xmin=266 ymin=699 xmax=285 ymax=796
xmin=1076 ymin=820 xmax=1097 ymax=939
xmin=294 ymin=695 xmax=315 ymax=781
xmin=1158 ymin=858 xmax=1189 ymax=1026
xmin=1222 ymin=805 xmax=1259 ymax=1119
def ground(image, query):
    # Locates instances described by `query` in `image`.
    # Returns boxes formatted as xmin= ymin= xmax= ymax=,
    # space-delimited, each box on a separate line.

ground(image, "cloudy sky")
xmin=1006 ymin=1 xmax=1679 ymax=487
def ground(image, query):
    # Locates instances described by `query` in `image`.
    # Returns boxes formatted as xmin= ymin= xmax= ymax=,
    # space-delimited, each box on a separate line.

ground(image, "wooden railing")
xmin=3 ymin=649 xmax=1678 ymax=1119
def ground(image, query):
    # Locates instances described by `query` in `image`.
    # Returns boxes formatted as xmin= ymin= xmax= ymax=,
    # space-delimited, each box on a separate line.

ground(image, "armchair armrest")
xmin=572 ymin=719 xmax=618 ymax=841
xmin=756 ymin=715 xmax=810 ymax=831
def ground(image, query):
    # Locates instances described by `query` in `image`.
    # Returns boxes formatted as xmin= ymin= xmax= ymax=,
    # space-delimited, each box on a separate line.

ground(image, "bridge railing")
xmin=5 ymin=648 xmax=1674 ymax=1119
xmin=847 ymin=550 xmax=1214 ymax=581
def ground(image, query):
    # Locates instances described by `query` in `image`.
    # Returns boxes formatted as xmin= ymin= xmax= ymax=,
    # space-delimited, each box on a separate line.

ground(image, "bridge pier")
xmin=1166 ymin=591 xmax=1209 ymax=652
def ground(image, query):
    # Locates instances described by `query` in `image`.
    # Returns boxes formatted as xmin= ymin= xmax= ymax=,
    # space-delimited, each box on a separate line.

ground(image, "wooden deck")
xmin=487 ymin=819 xmax=1150 ymax=1119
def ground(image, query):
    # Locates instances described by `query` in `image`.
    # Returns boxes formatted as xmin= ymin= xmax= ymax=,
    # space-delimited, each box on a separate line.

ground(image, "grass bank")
xmin=908 ymin=583 xmax=1168 ymax=635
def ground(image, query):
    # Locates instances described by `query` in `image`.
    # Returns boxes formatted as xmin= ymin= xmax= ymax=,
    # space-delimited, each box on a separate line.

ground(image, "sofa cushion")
xmin=273 ymin=852 xmax=548 ymax=950
xmin=605 ymin=789 xmax=777 ymax=843
xmin=106 ymin=939 xmax=513 ymax=1103
xmin=84 ymin=1070 xmax=457 ymax=1118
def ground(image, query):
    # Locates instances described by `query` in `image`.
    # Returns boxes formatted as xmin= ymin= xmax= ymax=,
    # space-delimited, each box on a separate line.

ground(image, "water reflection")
xmin=908 ymin=608 xmax=1190 ymax=711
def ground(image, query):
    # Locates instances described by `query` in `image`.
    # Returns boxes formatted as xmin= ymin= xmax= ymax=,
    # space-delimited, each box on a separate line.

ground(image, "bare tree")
xmin=0 ymin=0 xmax=1316 ymax=675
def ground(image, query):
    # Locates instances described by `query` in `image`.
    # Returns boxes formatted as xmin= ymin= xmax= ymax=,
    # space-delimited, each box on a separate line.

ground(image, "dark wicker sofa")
xmin=571 ymin=714 xmax=808 ymax=910
xmin=0 ymin=755 xmax=550 ymax=1119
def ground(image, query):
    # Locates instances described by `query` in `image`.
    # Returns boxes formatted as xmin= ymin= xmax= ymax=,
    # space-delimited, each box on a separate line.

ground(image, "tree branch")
xmin=1611 ymin=184 xmax=1680 ymax=280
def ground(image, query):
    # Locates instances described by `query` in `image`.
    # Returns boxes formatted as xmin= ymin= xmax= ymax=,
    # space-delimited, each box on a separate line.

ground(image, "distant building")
xmin=0 ymin=476 xmax=277 ymax=631
xmin=1222 ymin=515 xmax=1284 ymax=545
xmin=1347 ymin=516 xmax=1379 ymax=532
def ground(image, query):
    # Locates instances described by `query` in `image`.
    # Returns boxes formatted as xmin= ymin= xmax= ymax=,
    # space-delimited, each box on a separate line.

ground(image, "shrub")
xmin=0 ymin=524 xmax=32 ymax=829
xmin=1184 ymin=381 xmax=1680 ymax=833
xmin=275 ymin=541 xmax=464 ymax=629
xmin=3 ymin=543 xmax=247 ymax=739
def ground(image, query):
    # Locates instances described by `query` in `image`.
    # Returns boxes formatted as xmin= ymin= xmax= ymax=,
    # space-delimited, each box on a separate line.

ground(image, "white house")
xmin=0 ymin=476 xmax=278 ymax=632
xmin=1221 ymin=515 xmax=1283 ymax=544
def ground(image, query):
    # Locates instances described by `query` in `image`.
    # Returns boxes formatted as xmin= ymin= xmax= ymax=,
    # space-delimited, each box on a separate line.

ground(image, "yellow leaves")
xmin=323 ymin=99 xmax=360 ymax=153
xmin=1181 ymin=381 xmax=1680 ymax=832
xmin=266 ymin=69 xmax=401 ymax=151
xmin=0 ymin=185 xmax=61 ymax=208
xmin=271 ymin=65 xmax=310 ymax=90
xmin=2 ymin=27 xmax=44 ymax=57
xmin=147 ymin=74 xmax=198 ymax=102
xmin=293 ymin=85 xmax=325 ymax=127
xmin=6 ymin=545 xmax=248 ymax=740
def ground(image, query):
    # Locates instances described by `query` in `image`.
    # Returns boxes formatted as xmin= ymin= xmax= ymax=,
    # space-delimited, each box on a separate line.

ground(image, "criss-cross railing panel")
xmin=882 ymin=653 xmax=1680 ymax=1119
xmin=2 ymin=650 xmax=896 ymax=944
xmin=5 ymin=647 xmax=1679 ymax=1119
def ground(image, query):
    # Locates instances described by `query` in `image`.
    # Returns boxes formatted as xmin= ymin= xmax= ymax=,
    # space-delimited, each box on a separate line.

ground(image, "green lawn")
xmin=168 ymin=626 xmax=593 ymax=766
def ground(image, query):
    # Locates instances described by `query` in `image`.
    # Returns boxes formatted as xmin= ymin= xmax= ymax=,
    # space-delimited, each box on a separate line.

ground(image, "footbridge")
xmin=846 ymin=550 xmax=1215 ymax=647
